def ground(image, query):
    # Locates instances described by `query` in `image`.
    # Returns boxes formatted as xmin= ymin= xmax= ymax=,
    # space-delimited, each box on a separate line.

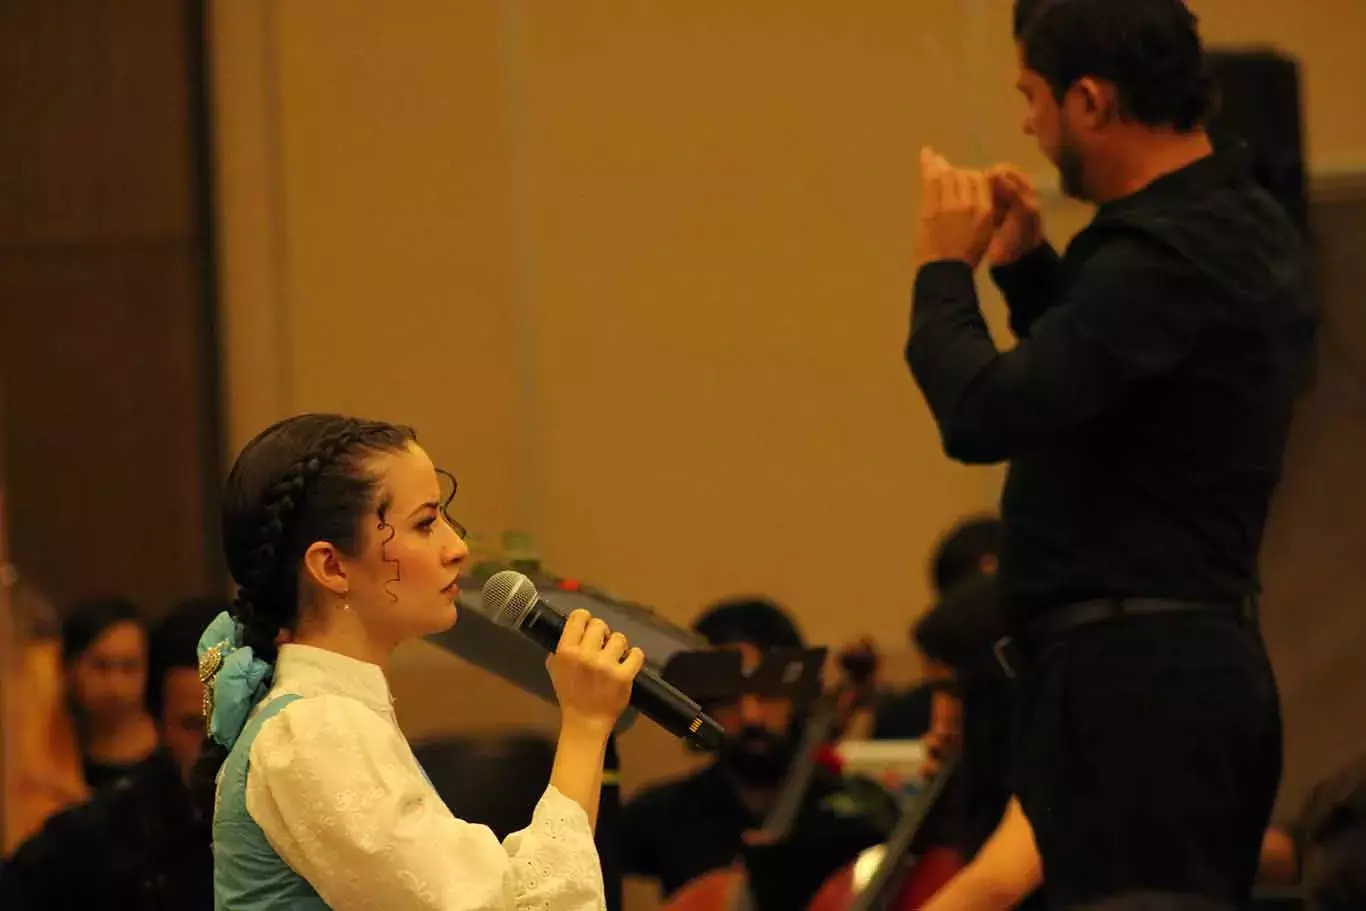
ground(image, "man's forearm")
xmin=990 ymin=243 xmax=1063 ymax=339
xmin=905 ymin=261 xmax=1011 ymax=465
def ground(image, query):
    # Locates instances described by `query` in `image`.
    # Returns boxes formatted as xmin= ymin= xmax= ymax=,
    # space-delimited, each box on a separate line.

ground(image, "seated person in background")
xmin=922 ymin=744 xmax=1366 ymax=910
xmin=0 ymin=597 xmax=221 ymax=910
xmin=1260 ymin=753 xmax=1366 ymax=911
xmin=1 ymin=577 xmax=87 ymax=854
xmin=619 ymin=597 xmax=897 ymax=910
xmin=61 ymin=596 xmax=160 ymax=791
xmin=912 ymin=570 xmax=1046 ymax=911
xmin=872 ymin=514 xmax=1003 ymax=750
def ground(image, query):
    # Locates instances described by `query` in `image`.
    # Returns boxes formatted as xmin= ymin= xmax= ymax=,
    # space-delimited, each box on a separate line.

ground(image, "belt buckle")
xmin=993 ymin=635 xmax=1018 ymax=680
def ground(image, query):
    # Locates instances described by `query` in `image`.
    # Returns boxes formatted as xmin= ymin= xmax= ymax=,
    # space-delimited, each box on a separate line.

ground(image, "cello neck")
xmin=757 ymin=642 xmax=879 ymax=840
xmin=847 ymin=753 xmax=960 ymax=911
xmin=755 ymin=695 xmax=840 ymax=840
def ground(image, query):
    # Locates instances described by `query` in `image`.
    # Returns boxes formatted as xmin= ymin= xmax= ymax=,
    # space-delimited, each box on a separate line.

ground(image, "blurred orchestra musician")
xmin=913 ymin=570 xmax=1046 ymax=911
xmin=921 ymin=749 xmax=1366 ymax=911
xmin=1261 ymin=754 xmax=1366 ymax=911
xmin=60 ymin=597 xmax=160 ymax=792
xmin=872 ymin=515 xmax=1004 ymax=757
xmin=619 ymin=597 xmax=897 ymax=910
xmin=861 ymin=515 xmax=1047 ymax=907
xmin=0 ymin=597 xmax=221 ymax=910
xmin=1 ymin=577 xmax=86 ymax=855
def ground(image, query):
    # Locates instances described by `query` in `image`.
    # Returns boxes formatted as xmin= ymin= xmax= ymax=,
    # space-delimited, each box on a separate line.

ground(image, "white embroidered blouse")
xmin=240 ymin=644 xmax=605 ymax=910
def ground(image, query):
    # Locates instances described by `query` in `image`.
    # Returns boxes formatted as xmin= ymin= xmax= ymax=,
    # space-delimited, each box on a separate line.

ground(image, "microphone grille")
xmin=481 ymin=570 xmax=540 ymax=630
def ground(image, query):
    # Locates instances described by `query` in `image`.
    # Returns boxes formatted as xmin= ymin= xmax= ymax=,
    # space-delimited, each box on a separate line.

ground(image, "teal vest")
xmin=213 ymin=694 xmax=329 ymax=910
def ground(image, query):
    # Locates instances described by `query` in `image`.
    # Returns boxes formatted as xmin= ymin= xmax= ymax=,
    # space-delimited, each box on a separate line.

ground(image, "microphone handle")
xmin=520 ymin=602 xmax=724 ymax=751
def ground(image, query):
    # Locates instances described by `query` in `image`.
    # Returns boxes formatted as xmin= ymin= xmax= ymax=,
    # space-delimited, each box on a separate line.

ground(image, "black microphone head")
xmin=481 ymin=570 xmax=540 ymax=630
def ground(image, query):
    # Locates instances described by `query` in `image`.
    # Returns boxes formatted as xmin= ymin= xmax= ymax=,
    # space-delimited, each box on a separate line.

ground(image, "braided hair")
xmin=190 ymin=413 xmax=416 ymax=815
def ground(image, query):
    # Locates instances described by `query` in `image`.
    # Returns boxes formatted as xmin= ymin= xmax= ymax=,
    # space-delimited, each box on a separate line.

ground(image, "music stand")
xmin=660 ymin=646 xmax=827 ymax=709
xmin=424 ymin=570 xmax=828 ymax=911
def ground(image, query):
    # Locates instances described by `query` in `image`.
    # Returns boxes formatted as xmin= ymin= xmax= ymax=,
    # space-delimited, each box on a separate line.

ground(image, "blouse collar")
xmin=271 ymin=643 xmax=394 ymax=715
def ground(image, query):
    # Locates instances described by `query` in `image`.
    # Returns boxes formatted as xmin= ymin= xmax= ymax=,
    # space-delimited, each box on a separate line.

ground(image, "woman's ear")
xmin=301 ymin=541 xmax=349 ymax=597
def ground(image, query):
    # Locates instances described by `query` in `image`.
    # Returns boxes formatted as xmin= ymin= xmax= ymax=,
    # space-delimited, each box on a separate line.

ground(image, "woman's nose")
xmin=444 ymin=530 xmax=470 ymax=564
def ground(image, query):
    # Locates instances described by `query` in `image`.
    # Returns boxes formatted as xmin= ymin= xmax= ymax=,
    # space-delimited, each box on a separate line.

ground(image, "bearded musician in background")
xmin=618 ymin=598 xmax=898 ymax=910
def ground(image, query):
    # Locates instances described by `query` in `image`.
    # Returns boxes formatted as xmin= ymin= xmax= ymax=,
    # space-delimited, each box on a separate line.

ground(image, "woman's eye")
xmin=417 ymin=517 xmax=437 ymax=534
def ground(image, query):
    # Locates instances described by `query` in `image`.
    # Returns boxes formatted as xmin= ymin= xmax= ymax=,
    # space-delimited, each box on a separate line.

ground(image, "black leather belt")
xmin=992 ymin=596 xmax=1258 ymax=679
xmin=1027 ymin=596 xmax=1257 ymax=640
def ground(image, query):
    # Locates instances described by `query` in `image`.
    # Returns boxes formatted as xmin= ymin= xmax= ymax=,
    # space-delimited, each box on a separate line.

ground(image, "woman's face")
xmin=339 ymin=442 xmax=469 ymax=647
xmin=69 ymin=621 xmax=147 ymax=721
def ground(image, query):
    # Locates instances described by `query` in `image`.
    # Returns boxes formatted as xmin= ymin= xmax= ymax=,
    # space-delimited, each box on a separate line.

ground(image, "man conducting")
xmin=904 ymin=0 xmax=1316 ymax=907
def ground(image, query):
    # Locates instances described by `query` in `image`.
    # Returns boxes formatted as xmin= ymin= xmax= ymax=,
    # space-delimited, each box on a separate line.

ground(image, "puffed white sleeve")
xmin=244 ymin=694 xmax=605 ymax=911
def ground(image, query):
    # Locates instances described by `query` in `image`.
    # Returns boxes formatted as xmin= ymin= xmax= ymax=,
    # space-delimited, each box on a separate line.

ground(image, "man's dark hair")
xmin=930 ymin=515 xmax=1004 ymax=597
xmin=146 ymin=597 xmax=228 ymax=720
xmin=1013 ymin=0 xmax=1213 ymax=132
xmin=692 ymin=597 xmax=804 ymax=650
xmin=915 ymin=571 xmax=1005 ymax=667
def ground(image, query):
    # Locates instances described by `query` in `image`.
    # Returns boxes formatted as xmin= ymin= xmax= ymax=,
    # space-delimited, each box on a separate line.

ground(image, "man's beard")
xmin=719 ymin=724 xmax=799 ymax=786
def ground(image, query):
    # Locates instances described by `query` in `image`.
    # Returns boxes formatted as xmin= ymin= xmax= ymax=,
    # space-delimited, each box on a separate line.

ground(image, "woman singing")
xmin=194 ymin=413 xmax=643 ymax=910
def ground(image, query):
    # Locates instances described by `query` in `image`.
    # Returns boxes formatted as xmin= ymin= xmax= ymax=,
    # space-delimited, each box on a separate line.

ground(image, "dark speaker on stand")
xmin=1206 ymin=47 xmax=1319 ymax=400
xmin=1205 ymin=48 xmax=1310 ymax=238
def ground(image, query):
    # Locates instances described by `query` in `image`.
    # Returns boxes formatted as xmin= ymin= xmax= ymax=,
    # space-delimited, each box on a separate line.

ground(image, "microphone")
xmin=481 ymin=570 xmax=724 ymax=752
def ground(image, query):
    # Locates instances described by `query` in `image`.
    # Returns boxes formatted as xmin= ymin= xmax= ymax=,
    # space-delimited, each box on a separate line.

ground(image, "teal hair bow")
xmin=197 ymin=611 xmax=274 ymax=750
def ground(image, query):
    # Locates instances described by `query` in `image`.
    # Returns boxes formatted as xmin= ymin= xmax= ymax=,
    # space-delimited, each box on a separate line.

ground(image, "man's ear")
xmin=1072 ymin=76 xmax=1119 ymax=128
xmin=302 ymin=541 xmax=349 ymax=597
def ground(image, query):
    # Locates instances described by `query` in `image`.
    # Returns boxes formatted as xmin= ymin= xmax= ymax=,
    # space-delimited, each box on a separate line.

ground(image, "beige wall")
xmin=209 ymin=0 xmax=1365 ymax=637
xmin=208 ymin=4 xmax=1366 ymax=879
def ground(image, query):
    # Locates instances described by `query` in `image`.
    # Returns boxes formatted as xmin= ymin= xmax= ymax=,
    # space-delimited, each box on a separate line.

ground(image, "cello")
xmin=806 ymin=753 xmax=964 ymax=911
xmin=661 ymin=641 xmax=881 ymax=911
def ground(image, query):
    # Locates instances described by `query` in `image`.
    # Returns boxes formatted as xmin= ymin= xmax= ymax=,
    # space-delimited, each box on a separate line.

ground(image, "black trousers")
xmin=1012 ymin=610 xmax=1283 ymax=909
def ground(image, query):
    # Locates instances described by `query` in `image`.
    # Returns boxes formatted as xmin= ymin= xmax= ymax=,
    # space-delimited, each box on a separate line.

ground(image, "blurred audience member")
xmin=1261 ymin=753 xmax=1366 ymax=910
xmin=927 ymin=515 xmax=1004 ymax=596
xmin=145 ymin=598 xmax=218 ymax=783
xmin=918 ymin=751 xmax=1366 ymax=911
xmin=914 ymin=569 xmax=1046 ymax=909
xmin=0 ymin=597 xmax=220 ymax=909
xmin=2 ymin=576 xmax=86 ymax=854
xmin=621 ymin=598 xmax=897 ymax=910
xmin=62 ymin=597 xmax=159 ymax=790
xmin=871 ymin=514 xmax=1003 ymax=745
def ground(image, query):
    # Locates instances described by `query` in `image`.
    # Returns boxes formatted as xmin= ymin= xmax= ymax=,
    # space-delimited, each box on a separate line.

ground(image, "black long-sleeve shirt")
xmin=907 ymin=150 xmax=1316 ymax=620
